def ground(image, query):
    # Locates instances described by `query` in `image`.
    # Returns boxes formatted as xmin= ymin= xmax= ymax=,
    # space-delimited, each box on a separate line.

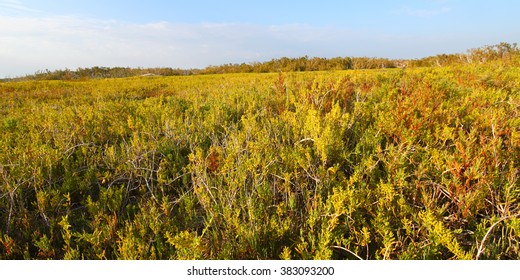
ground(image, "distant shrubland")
xmin=2 ymin=42 xmax=518 ymax=82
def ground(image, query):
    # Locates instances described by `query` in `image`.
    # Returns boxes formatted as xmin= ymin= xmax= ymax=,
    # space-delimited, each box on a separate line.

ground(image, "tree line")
xmin=2 ymin=42 xmax=518 ymax=81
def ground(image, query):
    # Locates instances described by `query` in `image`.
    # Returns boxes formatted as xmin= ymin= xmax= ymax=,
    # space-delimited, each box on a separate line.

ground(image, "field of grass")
xmin=0 ymin=61 xmax=518 ymax=259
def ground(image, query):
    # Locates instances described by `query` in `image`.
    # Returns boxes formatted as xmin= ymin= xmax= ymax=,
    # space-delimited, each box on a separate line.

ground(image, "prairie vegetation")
xmin=0 ymin=44 xmax=519 ymax=259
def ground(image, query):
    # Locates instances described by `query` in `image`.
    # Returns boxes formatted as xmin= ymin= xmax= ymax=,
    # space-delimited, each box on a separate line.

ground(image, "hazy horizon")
xmin=1 ymin=0 xmax=519 ymax=78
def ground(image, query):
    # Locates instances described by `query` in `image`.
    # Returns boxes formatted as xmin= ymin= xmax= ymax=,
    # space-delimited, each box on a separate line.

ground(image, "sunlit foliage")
xmin=0 ymin=50 xmax=519 ymax=259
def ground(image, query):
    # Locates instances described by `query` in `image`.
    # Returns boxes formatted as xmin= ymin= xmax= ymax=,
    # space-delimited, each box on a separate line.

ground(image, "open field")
xmin=0 ymin=62 xmax=519 ymax=259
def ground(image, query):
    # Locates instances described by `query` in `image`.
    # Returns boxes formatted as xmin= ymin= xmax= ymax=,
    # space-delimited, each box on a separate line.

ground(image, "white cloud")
xmin=0 ymin=0 xmax=39 ymax=16
xmin=0 ymin=16 xmax=364 ymax=76
xmin=0 ymin=12 xmax=511 ymax=77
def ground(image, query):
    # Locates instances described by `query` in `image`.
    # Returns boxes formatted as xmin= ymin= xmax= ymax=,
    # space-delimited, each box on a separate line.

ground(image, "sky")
xmin=1 ymin=0 xmax=519 ymax=77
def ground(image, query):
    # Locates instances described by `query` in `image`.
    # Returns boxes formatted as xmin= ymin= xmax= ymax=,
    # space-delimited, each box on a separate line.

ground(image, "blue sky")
xmin=1 ymin=0 xmax=519 ymax=77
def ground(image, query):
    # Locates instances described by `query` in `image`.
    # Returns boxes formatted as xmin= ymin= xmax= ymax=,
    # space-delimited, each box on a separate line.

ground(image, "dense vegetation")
xmin=0 ymin=44 xmax=519 ymax=259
